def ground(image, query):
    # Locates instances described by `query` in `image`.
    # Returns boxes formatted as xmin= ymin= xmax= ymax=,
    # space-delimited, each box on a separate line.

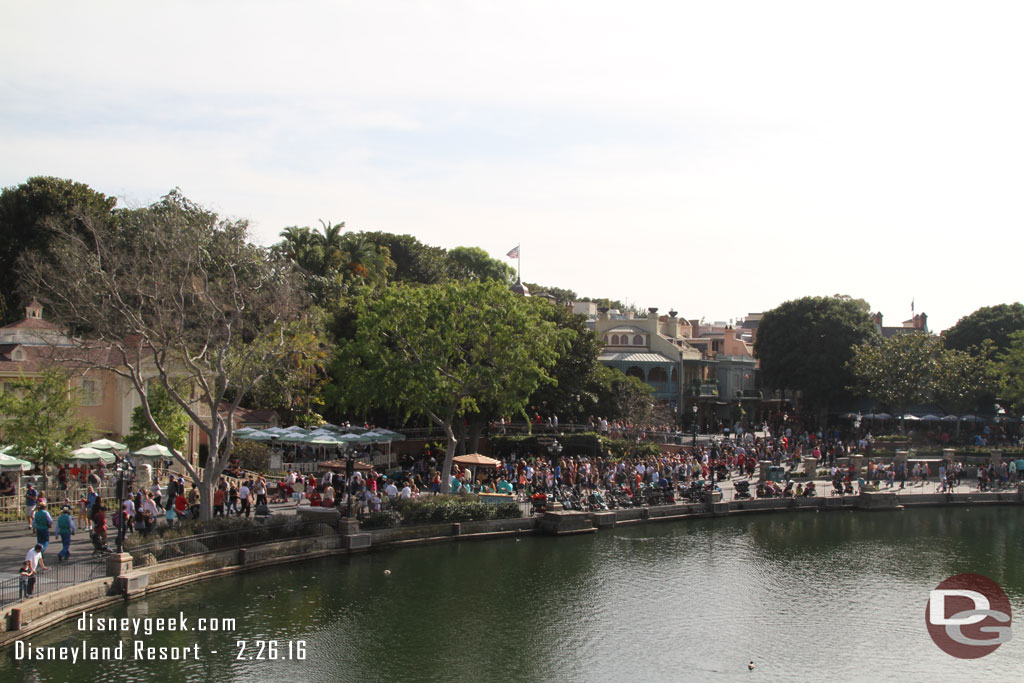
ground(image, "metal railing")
xmin=0 ymin=557 xmax=107 ymax=610
xmin=125 ymin=518 xmax=333 ymax=565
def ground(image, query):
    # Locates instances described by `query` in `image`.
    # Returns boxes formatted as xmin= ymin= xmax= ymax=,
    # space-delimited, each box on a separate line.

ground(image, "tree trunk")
xmin=467 ymin=418 xmax=485 ymax=455
xmin=439 ymin=421 xmax=457 ymax=494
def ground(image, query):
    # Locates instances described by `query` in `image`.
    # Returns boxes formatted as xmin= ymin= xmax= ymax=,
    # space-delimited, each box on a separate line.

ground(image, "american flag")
xmin=506 ymin=245 xmax=520 ymax=259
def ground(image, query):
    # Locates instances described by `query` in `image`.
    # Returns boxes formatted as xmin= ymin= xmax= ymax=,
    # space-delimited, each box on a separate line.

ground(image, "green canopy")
xmin=236 ymin=430 xmax=274 ymax=441
xmin=82 ymin=438 xmax=127 ymax=451
xmin=131 ymin=443 xmax=182 ymax=459
xmin=0 ymin=451 xmax=33 ymax=472
xmin=71 ymin=447 xmax=116 ymax=464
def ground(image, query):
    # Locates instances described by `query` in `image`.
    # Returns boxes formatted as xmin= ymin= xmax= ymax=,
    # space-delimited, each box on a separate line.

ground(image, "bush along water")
xmin=361 ymin=494 xmax=522 ymax=530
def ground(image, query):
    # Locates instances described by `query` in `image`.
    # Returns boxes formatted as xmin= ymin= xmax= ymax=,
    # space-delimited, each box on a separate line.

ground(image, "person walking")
xmin=56 ymin=505 xmax=76 ymax=561
xmin=25 ymin=483 xmax=39 ymax=530
xmin=33 ymin=501 xmax=54 ymax=553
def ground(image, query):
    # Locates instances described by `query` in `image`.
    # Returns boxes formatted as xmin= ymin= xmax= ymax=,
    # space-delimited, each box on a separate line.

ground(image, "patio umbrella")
xmin=960 ymin=415 xmax=980 ymax=422
xmin=284 ymin=425 xmax=310 ymax=433
xmin=131 ymin=443 xmax=182 ymax=459
xmin=872 ymin=413 xmax=892 ymax=420
xmin=902 ymin=414 xmax=921 ymax=422
xmin=305 ymin=434 xmax=344 ymax=445
xmin=71 ymin=447 xmax=116 ymax=464
xmin=82 ymin=438 xmax=127 ymax=451
xmin=233 ymin=427 xmax=258 ymax=436
xmin=0 ymin=451 xmax=33 ymax=471
xmin=839 ymin=412 xmax=859 ymax=420
xmin=919 ymin=415 xmax=941 ymax=422
xmin=372 ymin=428 xmax=406 ymax=441
xmin=236 ymin=430 xmax=274 ymax=441
xmin=940 ymin=415 xmax=959 ymax=422
xmin=277 ymin=432 xmax=309 ymax=443
xmin=452 ymin=453 xmax=502 ymax=468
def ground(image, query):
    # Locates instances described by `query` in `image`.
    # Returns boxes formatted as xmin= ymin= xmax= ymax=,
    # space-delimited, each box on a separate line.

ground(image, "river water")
xmin=3 ymin=506 xmax=1023 ymax=682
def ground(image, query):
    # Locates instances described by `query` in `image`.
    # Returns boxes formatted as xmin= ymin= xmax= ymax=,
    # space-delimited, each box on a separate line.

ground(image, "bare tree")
xmin=21 ymin=190 xmax=309 ymax=520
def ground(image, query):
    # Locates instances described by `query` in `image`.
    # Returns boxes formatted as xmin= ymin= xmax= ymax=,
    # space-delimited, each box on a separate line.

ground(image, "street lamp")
xmin=692 ymin=404 xmax=699 ymax=448
xmin=114 ymin=454 xmax=134 ymax=554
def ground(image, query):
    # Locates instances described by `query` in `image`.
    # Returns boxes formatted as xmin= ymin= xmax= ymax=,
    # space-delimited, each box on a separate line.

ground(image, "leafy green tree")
xmin=593 ymin=365 xmax=656 ymax=427
xmin=848 ymin=333 xmax=941 ymax=429
xmin=934 ymin=344 xmax=998 ymax=435
xmin=231 ymin=440 xmax=272 ymax=473
xmin=943 ymin=303 xmax=1024 ymax=358
xmin=245 ymin=313 xmax=330 ymax=424
xmin=22 ymin=190 xmax=309 ymax=520
xmin=330 ymin=281 xmax=567 ymax=492
xmin=360 ymin=232 xmax=451 ymax=285
xmin=125 ymin=384 xmax=189 ymax=452
xmin=998 ymin=331 xmax=1024 ymax=416
xmin=446 ymin=246 xmax=516 ymax=284
xmin=755 ymin=296 xmax=879 ymax=419
xmin=523 ymin=283 xmax=578 ymax=306
xmin=0 ymin=369 xmax=92 ymax=486
xmin=1 ymin=176 xmax=117 ymax=323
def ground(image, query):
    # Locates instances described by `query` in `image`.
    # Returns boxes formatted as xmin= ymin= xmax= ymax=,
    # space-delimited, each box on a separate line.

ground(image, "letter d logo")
xmin=927 ymin=574 xmax=1012 ymax=659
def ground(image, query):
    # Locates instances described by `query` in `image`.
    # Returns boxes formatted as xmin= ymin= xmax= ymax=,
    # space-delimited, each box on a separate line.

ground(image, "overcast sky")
xmin=3 ymin=2 xmax=1022 ymax=332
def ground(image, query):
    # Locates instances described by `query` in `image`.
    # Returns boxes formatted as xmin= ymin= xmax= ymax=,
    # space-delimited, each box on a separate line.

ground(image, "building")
xmin=0 ymin=301 xmax=202 ymax=462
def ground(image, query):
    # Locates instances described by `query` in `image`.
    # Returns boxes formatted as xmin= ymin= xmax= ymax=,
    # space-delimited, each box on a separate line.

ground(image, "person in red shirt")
xmin=213 ymin=487 xmax=225 ymax=516
xmin=174 ymin=493 xmax=189 ymax=519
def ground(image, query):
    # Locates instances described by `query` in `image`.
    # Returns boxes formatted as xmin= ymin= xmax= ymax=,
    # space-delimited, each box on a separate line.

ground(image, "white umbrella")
xmin=902 ymin=414 xmax=921 ymax=421
xmin=0 ymin=451 xmax=33 ymax=471
xmin=132 ymin=443 xmax=182 ymax=459
xmin=82 ymin=438 xmax=127 ymax=451
xmin=236 ymin=430 xmax=274 ymax=441
xmin=920 ymin=414 xmax=941 ymax=422
xmin=940 ymin=415 xmax=959 ymax=422
xmin=71 ymin=447 xmax=116 ymax=464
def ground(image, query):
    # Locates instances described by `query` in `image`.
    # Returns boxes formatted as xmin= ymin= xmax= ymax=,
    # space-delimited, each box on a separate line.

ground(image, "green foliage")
xmin=943 ymin=303 xmax=1024 ymax=358
xmin=523 ymin=283 xmax=578 ymax=306
xmin=848 ymin=333 xmax=941 ymax=419
xmin=933 ymin=344 xmax=998 ymax=416
xmin=755 ymin=296 xmax=879 ymax=413
xmin=245 ymin=312 xmax=330 ymax=422
xmin=593 ymin=365 xmax=656 ymax=425
xmin=1 ymin=176 xmax=117 ymax=324
xmin=395 ymin=495 xmax=522 ymax=524
xmin=126 ymin=384 xmax=188 ymax=451
xmin=329 ymin=280 xmax=567 ymax=492
xmin=525 ymin=303 xmax=605 ymax=422
xmin=998 ymin=330 xmax=1024 ymax=415
xmin=360 ymin=511 xmax=402 ymax=529
xmin=446 ymin=246 xmax=516 ymax=284
xmin=0 ymin=368 xmax=92 ymax=481
xmin=231 ymin=440 xmax=272 ymax=472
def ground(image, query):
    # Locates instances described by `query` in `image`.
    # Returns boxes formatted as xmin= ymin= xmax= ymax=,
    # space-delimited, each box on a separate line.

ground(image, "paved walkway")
xmin=0 ymin=501 xmax=300 ymax=580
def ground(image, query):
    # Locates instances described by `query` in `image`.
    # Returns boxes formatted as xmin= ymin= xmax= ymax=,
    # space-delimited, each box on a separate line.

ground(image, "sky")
xmin=3 ymin=1 xmax=1022 ymax=333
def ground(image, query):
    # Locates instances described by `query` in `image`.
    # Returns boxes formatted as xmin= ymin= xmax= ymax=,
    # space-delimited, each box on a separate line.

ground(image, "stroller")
xmin=734 ymin=480 xmax=752 ymax=500
xmin=90 ymin=530 xmax=112 ymax=557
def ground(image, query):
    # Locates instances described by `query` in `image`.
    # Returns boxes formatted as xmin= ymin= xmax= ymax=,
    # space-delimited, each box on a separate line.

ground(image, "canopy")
xmin=233 ymin=427 xmax=259 ymax=436
xmin=236 ymin=430 xmax=274 ymax=441
xmin=284 ymin=425 xmax=310 ymax=433
xmin=71 ymin=447 xmax=116 ymax=464
xmin=452 ymin=453 xmax=502 ymax=468
xmin=0 ymin=451 xmax=33 ymax=471
xmin=131 ymin=443 xmax=182 ymax=459
xmin=919 ymin=414 xmax=941 ymax=422
xmin=871 ymin=413 xmax=892 ymax=420
xmin=372 ymin=428 xmax=407 ymax=441
xmin=276 ymin=432 xmax=309 ymax=443
xmin=940 ymin=415 xmax=959 ymax=422
xmin=902 ymin=414 xmax=921 ymax=421
xmin=319 ymin=459 xmax=374 ymax=472
xmin=82 ymin=438 xmax=127 ymax=451
xmin=960 ymin=415 xmax=980 ymax=422
xmin=305 ymin=435 xmax=343 ymax=445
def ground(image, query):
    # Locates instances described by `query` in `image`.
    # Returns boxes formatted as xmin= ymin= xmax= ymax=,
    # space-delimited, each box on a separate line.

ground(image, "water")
xmin=3 ymin=506 xmax=1024 ymax=682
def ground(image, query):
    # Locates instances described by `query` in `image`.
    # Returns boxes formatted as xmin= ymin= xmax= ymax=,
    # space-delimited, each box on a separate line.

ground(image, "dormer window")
xmin=633 ymin=335 xmax=644 ymax=346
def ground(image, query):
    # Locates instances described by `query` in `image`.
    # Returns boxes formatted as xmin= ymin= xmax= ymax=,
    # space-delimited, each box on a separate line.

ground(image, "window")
xmin=633 ymin=335 xmax=644 ymax=346
xmin=80 ymin=378 xmax=103 ymax=406
xmin=611 ymin=334 xmax=620 ymax=345
xmin=649 ymin=367 xmax=668 ymax=382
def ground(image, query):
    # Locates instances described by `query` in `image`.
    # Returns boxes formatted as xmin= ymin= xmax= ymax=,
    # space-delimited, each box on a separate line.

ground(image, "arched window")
xmin=671 ymin=368 xmax=678 ymax=381
xmin=611 ymin=334 xmax=620 ymax=345
xmin=633 ymin=335 xmax=644 ymax=346
xmin=625 ymin=366 xmax=645 ymax=380
xmin=649 ymin=367 xmax=668 ymax=382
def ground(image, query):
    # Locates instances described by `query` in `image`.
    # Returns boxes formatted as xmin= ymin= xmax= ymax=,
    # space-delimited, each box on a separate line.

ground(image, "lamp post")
xmin=692 ymin=404 xmax=699 ymax=448
xmin=114 ymin=455 xmax=133 ymax=554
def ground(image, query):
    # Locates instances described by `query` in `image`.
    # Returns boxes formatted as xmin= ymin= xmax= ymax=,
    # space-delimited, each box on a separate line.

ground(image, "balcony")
xmin=685 ymin=384 xmax=719 ymax=398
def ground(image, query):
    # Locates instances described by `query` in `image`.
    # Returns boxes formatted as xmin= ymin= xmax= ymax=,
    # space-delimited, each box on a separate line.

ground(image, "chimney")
xmin=872 ymin=312 xmax=883 ymax=327
xmin=598 ymin=307 xmax=609 ymax=321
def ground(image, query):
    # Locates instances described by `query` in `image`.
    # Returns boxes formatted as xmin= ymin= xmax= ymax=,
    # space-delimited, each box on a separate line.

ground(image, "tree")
xmin=998 ymin=331 xmax=1024 ymax=416
xmin=0 ymin=176 xmax=117 ymax=323
xmin=330 ymin=281 xmax=567 ymax=492
xmin=592 ymin=365 xmax=656 ymax=427
xmin=755 ymin=296 xmax=879 ymax=418
xmin=0 ymin=369 xmax=91 ymax=486
xmin=125 ymin=383 xmax=189 ymax=452
xmin=848 ymin=333 xmax=941 ymax=429
xmin=943 ymin=303 xmax=1024 ymax=358
xmin=20 ymin=190 xmax=310 ymax=520
xmin=360 ymin=232 xmax=450 ymax=285
xmin=245 ymin=313 xmax=329 ymax=424
xmin=934 ymin=345 xmax=998 ymax=436
xmin=526 ymin=303 xmax=604 ymax=423
xmin=446 ymin=246 xmax=516 ymax=284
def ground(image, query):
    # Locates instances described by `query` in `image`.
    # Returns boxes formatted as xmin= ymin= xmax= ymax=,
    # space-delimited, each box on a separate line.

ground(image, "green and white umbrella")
xmin=132 ymin=443 xmax=182 ymax=459
xmin=0 ymin=450 xmax=33 ymax=472
xmin=277 ymin=432 xmax=309 ymax=443
xmin=82 ymin=438 xmax=127 ymax=451
xmin=236 ymin=430 xmax=275 ymax=442
xmin=305 ymin=434 xmax=343 ymax=445
xmin=71 ymin=447 xmax=117 ymax=464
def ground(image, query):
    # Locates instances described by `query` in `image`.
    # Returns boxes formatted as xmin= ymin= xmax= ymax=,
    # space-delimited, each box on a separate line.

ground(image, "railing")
xmin=125 ymin=518 xmax=333 ymax=565
xmin=0 ymin=557 xmax=107 ymax=610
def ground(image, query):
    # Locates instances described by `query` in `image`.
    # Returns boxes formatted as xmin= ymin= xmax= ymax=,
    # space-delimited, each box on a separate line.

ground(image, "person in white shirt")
xmin=400 ymin=484 xmax=412 ymax=499
xmin=383 ymin=479 xmax=398 ymax=500
xmin=26 ymin=544 xmax=46 ymax=572
xmin=239 ymin=483 xmax=252 ymax=517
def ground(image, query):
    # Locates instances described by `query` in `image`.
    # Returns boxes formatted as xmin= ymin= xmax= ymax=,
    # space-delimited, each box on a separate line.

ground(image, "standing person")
xmin=239 ymin=481 xmax=252 ymax=518
xmin=84 ymin=486 xmax=99 ymax=531
xmin=33 ymin=502 xmax=53 ymax=553
xmin=254 ymin=477 xmax=268 ymax=507
xmin=25 ymin=543 xmax=46 ymax=593
xmin=92 ymin=503 xmax=108 ymax=547
xmin=20 ymin=560 xmax=35 ymax=598
xmin=56 ymin=505 xmax=76 ymax=561
xmin=25 ymin=483 xmax=39 ymax=530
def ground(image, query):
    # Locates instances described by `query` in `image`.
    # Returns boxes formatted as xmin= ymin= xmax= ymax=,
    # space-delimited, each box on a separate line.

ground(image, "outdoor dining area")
xmin=233 ymin=424 xmax=407 ymax=472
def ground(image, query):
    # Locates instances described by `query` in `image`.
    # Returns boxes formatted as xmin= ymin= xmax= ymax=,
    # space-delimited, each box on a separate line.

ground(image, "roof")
xmin=598 ymin=351 xmax=677 ymax=364
xmin=1 ymin=317 xmax=62 ymax=332
xmin=604 ymin=325 xmax=647 ymax=335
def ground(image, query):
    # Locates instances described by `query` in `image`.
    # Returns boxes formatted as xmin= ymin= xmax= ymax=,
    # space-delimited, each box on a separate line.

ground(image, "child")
xmin=20 ymin=561 xmax=35 ymax=598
